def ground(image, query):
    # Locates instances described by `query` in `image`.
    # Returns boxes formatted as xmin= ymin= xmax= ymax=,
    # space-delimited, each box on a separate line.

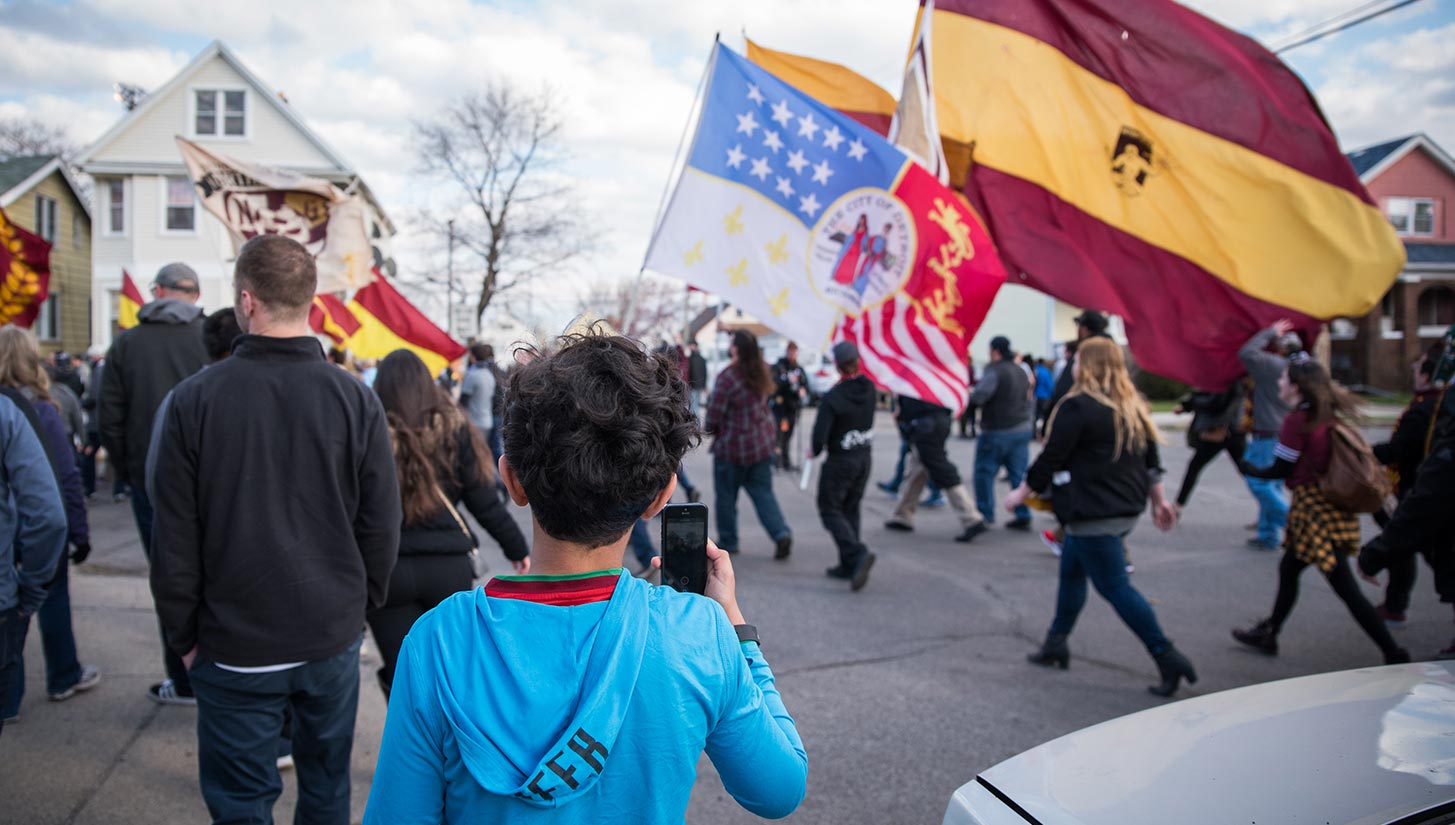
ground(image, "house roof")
xmin=1406 ymin=242 xmax=1455 ymax=267
xmin=75 ymin=40 xmax=392 ymax=232
xmin=1345 ymin=133 xmax=1455 ymax=184
xmin=0 ymin=154 xmax=91 ymax=218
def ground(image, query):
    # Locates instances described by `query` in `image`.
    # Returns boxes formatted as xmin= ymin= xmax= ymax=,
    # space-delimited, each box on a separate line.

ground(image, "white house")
xmin=75 ymin=40 xmax=395 ymax=348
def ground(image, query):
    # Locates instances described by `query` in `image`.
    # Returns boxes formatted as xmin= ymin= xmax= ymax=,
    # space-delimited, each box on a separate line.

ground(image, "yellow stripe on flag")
xmin=118 ymin=296 xmax=141 ymax=330
xmin=746 ymin=39 xmax=896 ymax=119
xmin=345 ymin=302 xmax=453 ymax=377
xmin=929 ymin=12 xmax=1404 ymax=319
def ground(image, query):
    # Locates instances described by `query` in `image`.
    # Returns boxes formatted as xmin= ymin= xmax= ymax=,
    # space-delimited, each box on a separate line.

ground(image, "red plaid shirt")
xmin=705 ymin=366 xmax=776 ymax=465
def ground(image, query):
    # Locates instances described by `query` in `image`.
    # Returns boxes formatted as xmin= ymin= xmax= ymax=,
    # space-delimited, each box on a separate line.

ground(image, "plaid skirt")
xmin=1284 ymin=484 xmax=1361 ymax=573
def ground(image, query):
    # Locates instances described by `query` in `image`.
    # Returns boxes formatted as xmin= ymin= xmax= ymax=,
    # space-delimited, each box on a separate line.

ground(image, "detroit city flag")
xmin=645 ymin=43 xmax=1005 ymax=411
xmin=922 ymin=0 xmax=1405 ymax=387
xmin=118 ymin=269 xmax=144 ymax=329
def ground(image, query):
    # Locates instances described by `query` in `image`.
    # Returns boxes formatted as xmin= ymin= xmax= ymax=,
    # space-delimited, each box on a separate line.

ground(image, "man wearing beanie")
xmin=811 ymin=342 xmax=879 ymax=591
xmin=968 ymin=335 xmax=1034 ymax=530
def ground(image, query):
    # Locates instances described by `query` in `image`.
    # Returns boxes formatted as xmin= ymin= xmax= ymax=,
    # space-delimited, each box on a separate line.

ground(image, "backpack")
xmin=1320 ymin=420 xmax=1391 ymax=513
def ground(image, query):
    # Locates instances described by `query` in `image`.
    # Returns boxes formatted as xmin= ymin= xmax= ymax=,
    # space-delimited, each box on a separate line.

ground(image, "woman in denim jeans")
xmin=1005 ymin=338 xmax=1195 ymax=697
xmin=704 ymin=331 xmax=792 ymax=559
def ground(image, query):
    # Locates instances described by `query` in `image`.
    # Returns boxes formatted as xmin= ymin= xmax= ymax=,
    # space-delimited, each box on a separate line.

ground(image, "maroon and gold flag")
xmin=0 ymin=206 xmax=51 ymax=328
xmin=924 ymin=0 xmax=1405 ymax=386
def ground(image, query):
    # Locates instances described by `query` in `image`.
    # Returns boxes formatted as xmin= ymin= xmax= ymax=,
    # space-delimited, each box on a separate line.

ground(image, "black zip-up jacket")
xmin=401 ymin=424 xmax=527 ymax=560
xmin=811 ymin=375 xmax=876 ymax=457
xmin=1026 ymin=394 xmax=1163 ymax=525
xmin=100 ymin=299 xmax=209 ymax=487
xmin=149 ymin=335 xmax=401 ymax=667
xmin=1373 ymin=389 xmax=1439 ymax=497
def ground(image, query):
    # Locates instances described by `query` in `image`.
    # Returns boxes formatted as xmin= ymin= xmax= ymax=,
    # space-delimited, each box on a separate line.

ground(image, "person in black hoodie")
xmin=812 ymin=342 xmax=878 ymax=591
xmin=367 ymin=350 xmax=529 ymax=697
xmin=1173 ymin=379 xmax=1248 ymax=509
xmin=149 ymin=235 xmax=401 ymax=823
xmin=1005 ymin=338 xmax=1195 ymax=697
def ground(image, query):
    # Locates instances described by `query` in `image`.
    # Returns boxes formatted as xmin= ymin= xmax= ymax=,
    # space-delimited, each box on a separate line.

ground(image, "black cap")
xmin=989 ymin=335 xmax=1012 ymax=357
xmin=1073 ymin=310 xmax=1108 ymax=334
xmin=832 ymin=340 xmax=859 ymax=366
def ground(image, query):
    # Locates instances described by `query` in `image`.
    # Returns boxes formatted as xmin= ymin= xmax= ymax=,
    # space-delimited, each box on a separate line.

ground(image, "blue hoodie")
xmin=364 ymin=570 xmax=807 ymax=823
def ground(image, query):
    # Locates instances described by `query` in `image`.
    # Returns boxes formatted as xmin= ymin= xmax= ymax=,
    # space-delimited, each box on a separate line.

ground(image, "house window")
xmin=35 ymin=195 xmax=58 ymax=244
xmin=1379 ymin=289 xmax=1401 ymax=338
xmin=195 ymin=89 xmax=246 ymax=137
xmin=36 ymin=293 xmax=60 ymax=341
xmin=72 ymin=213 xmax=82 ymax=249
xmin=106 ymin=179 xmax=125 ymax=234
xmin=165 ymin=177 xmax=196 ymax=232
xmin=1419 ymin=286 xmax=1455 ymax=329
xmin=1387 ymin=197 xmax=1435 ymax=236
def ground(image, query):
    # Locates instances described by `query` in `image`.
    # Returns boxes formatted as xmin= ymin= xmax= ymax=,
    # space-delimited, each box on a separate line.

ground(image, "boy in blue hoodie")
xmin=365 ymin=331 xmax=807 ymax=824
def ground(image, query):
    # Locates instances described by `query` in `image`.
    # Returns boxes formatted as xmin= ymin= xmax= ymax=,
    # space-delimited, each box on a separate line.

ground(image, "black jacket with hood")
xmin=1026 ymin=394 xmax=1163 ymax=526
xmin=811 ymin=374 xmax=876 ymax=457
xmin=100 ymin=298 xmax=208 ymax=487
xmin=400 ymin=424 xmax=528 ymax=561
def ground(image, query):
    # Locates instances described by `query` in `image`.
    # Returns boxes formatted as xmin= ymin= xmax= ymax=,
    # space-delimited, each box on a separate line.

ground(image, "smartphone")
xmin=660 ymin=503 xmax=709 ymax=595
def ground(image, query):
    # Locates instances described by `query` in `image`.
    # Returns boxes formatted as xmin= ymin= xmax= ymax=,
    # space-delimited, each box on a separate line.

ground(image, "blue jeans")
xmin=677 ymin=462 xmax=696 ymax=497
xmin=1 ymin=560 xmax=82 ymax=715
xmin=1050 ymin=534 xmax=1170 ymax=654
xmin=190 ymin=636 xmax=362 ymax=825
xmin=974 ymin=430 xmax=1031 ymax=523
xmin=0 ymin=607 xmax=27 ymax=731
xmin=1244 ymin=436 xmax=1288 ymax=545
xmin=628 ymin=519 xmax=656 ymax=569
xmin=132 ymin=486 xmax=192 ymax=694
xmin=713 ymin=458 xmax=791 ymax=551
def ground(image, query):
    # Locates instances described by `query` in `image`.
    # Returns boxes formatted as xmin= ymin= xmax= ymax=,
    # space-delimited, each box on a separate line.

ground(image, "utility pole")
xmin=446 ymin=219 xmax=456 ymax=337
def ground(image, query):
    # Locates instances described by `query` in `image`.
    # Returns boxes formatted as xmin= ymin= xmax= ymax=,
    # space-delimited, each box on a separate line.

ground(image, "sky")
xmin=2 ymin=0 xmax=1452 ymax=330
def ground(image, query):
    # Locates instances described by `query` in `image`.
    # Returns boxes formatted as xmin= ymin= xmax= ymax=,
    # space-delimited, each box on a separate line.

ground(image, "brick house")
xmin=1331 ymin=134 xmax=1455 ymax=391
xmin=0 ymin=155 xmax=92 ymax=356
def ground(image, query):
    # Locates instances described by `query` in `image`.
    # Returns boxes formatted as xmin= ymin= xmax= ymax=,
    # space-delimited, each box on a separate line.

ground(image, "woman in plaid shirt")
xmin=705 ymin=331 xmax=793 ymax=559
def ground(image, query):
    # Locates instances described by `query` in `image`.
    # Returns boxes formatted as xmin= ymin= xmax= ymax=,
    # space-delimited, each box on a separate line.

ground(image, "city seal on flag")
xmin=1110 ymin=126 xmax=1156 ymax=196
xmin=809 ymin=188 xmax=914 ymax=315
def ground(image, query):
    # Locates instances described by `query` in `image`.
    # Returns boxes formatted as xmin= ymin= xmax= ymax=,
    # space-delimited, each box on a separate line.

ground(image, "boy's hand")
xmin=651 ymin=540 xmax=745 ymax=625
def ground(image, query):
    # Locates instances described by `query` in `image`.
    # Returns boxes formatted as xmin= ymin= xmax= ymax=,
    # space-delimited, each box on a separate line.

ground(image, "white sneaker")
xmin=49 ymin=664 xmax=102 ymax=701
xmin=148 ymin=679 xmax=197 ymax=706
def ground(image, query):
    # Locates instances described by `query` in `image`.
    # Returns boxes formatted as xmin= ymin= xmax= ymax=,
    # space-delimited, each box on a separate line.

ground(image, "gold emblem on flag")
xmin=1110 ymin=127 xmax=1156 ymax=196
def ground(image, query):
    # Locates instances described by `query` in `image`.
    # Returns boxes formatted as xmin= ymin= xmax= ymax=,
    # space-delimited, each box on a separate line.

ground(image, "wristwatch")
xmin=734 ymin=624 xmax=760 ymax=645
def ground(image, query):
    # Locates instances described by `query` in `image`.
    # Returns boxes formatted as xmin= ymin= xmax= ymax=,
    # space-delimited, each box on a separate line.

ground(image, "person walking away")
xmin=99 ymin=262 xmax=209 ymax=704
xmin=884 ymin=393 xmax=988 ymax=542
xmin=368 ymin=350 xmax=528 ymax=699
xmin=0 ymin=393 xmax=68 ymax=735
xmin=459 ymin=342 xmax=497 ymax=446
xmin=1233 ymin=356 xmax=1409 ymax=665
xmin=1238 ymin=320 xmax=1301 ymax=550
xmin=1174 ymin=379 xmax=1248 ymax=510
xmin=772 ymin=342 xmax=810 ymax=471
xmin=0 ymin=327 xmax=99 ymax=719
xmin=878 ymin=395 xmax=942 ymax=504
xmin=363 ymin=329 xmax=806 ymax=823
xmin=149 ymin=236 xmax=401 ymax=824
xmin=688 ymin=341 xmax=708 ymax=415
xmin=1005 ymin=338 xmax=1194 ymax=696
xmin=705 ymin=330 xmax=792 ymax=559
xmin=958 ymin=357 xmax=979 ymax=438
xmin=1033 ymin=357 xmax=1054 ymax=438
xmin=969 ymin=336 xmax=1034 ymax=530
xmin=1361 ymin=342 xmax=1446 ymax=627
xmin=812 ymin=342 xmax=878 ymax=591
xmin=1048 ymin=310 xmax=1111 ymax=414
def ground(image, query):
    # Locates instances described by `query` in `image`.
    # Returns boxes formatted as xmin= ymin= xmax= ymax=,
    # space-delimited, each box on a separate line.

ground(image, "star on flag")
xmin=785 ymin=149 xmax=809 ymax=175
xmin=762 ymin=130 xmax=784 ymax=154
xmin=726 ymin=144 xmax=746 ymax=168
xmin=847 ymin=139 xmax=868 ymax=161
xmin=796 ymin=112 xmax=820 ymax=140
xmin=811 ymin=159 xmax=834 ymax=186
xmin=749 ymin=157 xmax=773 ymax=181
xmin=798 ymin=193 xmax=821 ymax=218
xmin=821 ymin=125 xmax=844 ymax=152
xmin=770 ymin=99 xmax=793 ymax=128
xmin=747 ymin=84 xmax=764 ymax=105
xmin=736 ymin=111 xmax=759 ymax=136
xmin=774 ymin=177 xmax=795 ymax=199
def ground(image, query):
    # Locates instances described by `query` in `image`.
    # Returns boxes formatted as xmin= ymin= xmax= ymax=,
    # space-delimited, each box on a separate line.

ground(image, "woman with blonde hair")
xmin=0 ymin=325 xmax=99 ymax=720
xmin=1234 ymin=352 xmax=1408 ymax=664
xmin=1005 ymin=337 xmax=1195 ymax=697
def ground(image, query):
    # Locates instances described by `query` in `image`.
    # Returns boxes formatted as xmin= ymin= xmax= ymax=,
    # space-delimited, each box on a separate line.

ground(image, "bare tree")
xmin=0 ymin=116 xmax=77 ymax=161
xmin=414 ymin=84 xmax=592 ymax=323
xmin=580 ymin=276 xmax=690 ymax=343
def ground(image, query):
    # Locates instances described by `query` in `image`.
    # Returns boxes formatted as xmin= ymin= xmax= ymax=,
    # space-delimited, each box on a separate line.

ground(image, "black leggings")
xmin=1176 ymin=432 xmax=1246 ymax=507
xmin=1268 ymin=552 xmax=1402 ymax=657
xmin=366 ymin=554 xmax=474 ymax=693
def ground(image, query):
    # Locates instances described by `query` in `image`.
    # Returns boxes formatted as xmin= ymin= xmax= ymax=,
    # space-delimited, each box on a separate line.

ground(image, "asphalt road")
xmin=3 ymin=416 xmax=1447 ymax=825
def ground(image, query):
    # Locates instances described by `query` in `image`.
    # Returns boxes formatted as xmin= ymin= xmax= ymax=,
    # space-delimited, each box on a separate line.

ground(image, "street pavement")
xmin=3 ymin=414 xmax=1447 ymax=825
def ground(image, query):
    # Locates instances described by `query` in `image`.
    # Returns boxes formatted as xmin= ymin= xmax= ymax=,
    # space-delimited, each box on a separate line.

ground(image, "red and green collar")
xmin=485 ymin=569 xmax=622 ymax=606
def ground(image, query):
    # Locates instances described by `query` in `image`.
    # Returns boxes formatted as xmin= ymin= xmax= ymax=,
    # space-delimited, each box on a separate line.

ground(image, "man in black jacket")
xmin=812 ymin=342 xmax=878 ymax=591
xmin=688 ymin=342 xmax=708 ymax=414
xmin=968 ymin=336 xmax=1034 ymax=529
xmin=772 ymin=342 xmax=811 ymax=470
xmin=1048 ymin=310 xmax=1110 ymax=414
xmin=99 ymin=262 xmax=209 ymax=704
xmin=150 ymin=235 xmax=401 ymax=824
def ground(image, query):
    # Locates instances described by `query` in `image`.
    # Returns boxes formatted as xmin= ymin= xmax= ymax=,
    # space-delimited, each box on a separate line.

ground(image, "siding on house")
xmin=8 ymin=171 xmax=92 ymax=356
xmin=1366 ymin=149 xmax=1454 ymax=243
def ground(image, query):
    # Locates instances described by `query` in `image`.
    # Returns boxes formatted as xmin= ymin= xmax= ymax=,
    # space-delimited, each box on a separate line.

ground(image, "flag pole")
xmin=624 ymin=34 xmax=720 ymax=335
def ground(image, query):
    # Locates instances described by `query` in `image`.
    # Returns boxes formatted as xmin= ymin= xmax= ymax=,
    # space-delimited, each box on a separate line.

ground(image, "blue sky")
xmin=2 ymin=0 xmax=1451 ymax=327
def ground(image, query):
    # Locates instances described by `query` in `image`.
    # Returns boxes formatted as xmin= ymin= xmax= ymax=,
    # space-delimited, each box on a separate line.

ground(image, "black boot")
xmin=1148 ymin=645 xmax=1198 ymax=697
xmin=1027 ymin=633 xmax=1070 ymax=670
xmin=1231 ymin=619 xmax=1279 ymax=655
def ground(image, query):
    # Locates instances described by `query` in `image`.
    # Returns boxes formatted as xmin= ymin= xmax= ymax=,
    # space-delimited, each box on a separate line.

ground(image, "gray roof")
xmin=1345 ymin=135 xmax=1415 ymax=177
xmin=1407 ymin=242 xmax=1455 ymax=266
xmin=0 ymin=155 xmax=55 ymax=198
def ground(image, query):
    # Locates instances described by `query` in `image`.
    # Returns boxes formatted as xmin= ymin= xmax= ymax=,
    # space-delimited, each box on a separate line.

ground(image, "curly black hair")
xmin=502 ymin=328 xmax=701 ymax=548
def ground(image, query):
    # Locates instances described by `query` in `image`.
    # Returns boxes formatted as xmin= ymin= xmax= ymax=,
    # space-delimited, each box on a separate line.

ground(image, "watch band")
xmin=734 ymin=624 xmax=760 ymax=645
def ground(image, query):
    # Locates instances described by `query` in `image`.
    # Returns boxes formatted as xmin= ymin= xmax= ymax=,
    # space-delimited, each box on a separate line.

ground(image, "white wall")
xmin=967 ymin=283 xmax=1057 ymax=366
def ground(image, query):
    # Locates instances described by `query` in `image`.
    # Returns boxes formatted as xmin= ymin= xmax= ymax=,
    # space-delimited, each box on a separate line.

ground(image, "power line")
xmin=1273 ymin=0 xmax=1427 ymax=53
xmin=1268 ymin=0 xmax=1387 ymax=50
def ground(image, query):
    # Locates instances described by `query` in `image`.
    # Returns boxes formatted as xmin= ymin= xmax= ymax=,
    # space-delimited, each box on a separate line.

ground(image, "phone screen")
xmin=660 ymin=503 xmax=708 ymax=595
